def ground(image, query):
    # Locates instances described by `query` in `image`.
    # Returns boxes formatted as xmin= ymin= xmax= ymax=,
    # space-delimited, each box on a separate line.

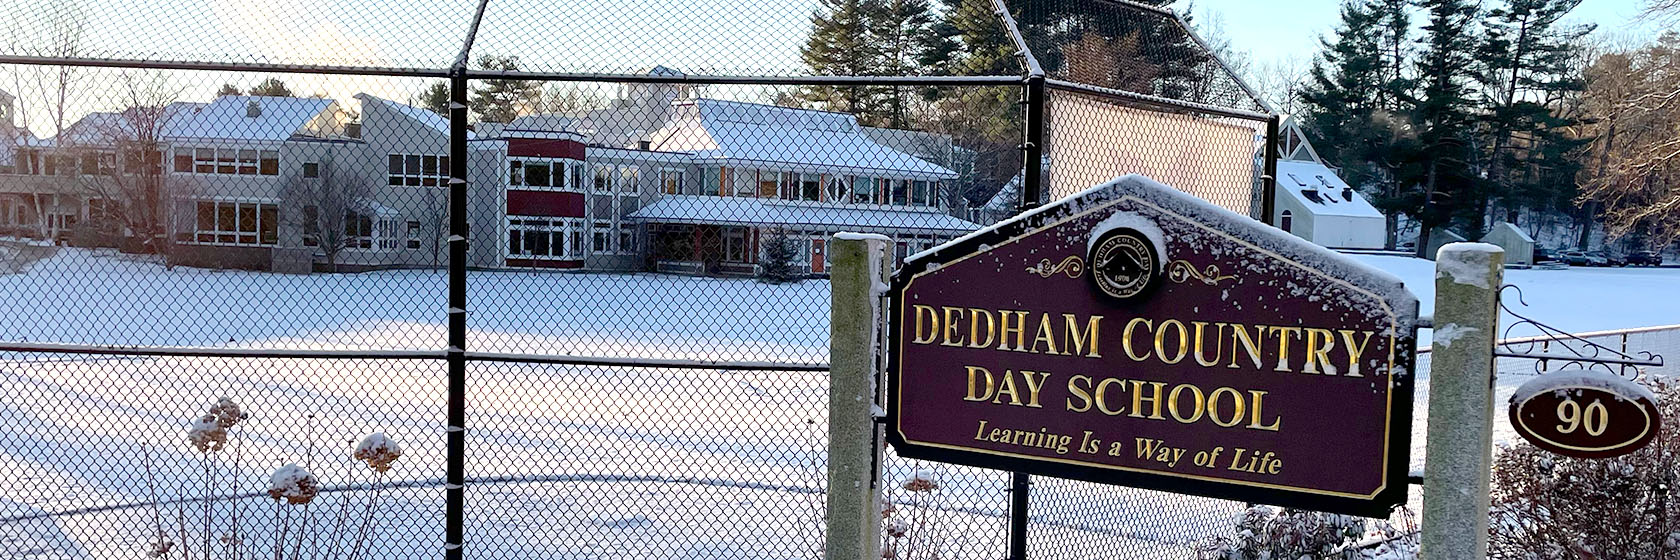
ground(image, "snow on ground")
xmin=0 ymin=249 xmax=1676 ymax=558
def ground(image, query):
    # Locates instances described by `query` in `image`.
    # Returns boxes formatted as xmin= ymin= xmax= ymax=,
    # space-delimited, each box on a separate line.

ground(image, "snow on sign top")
xmin=885 ymin=174 xmax=1421 ymax=518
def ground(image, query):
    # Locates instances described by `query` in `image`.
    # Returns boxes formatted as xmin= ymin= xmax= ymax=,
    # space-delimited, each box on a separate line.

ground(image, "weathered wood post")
xmin=826 ymin=233 xmax=890 ymax=560
xmin=1419 ymin=242 xmax=1505 ymax=559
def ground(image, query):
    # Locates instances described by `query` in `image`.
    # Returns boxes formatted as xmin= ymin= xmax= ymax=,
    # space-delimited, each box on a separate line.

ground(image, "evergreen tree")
xmin=800 ymin=0 xmax=886 ymax=122
xmin=1474 ymin=0 xmax=1593 ymax=227
xmin=870 ymin=0 xmax=938 ymax=127
xmin=469 ymin=55 xmax=540 ymax=124
xmin=247 ymin=77 xmax=295 ymax=97
xmin=416 ymin=82 xmax=450 ymax=116
xmin=1301 ymin=1 xmax=1415 ymax=248
xmin=758 ymin=226 xmax=802 ymax=284
xmin=1407 ymin=0 xmax=1484 ymax=254
xmin=1369 ymin=0 xmax=1412 ymax=112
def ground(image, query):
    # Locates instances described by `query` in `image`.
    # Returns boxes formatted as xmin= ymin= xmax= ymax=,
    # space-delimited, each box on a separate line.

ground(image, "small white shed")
xmin=1272 ymin=160 xmax=1386 ymax=249
xmin=1480 ymin=222 xmax=1534 ymax=266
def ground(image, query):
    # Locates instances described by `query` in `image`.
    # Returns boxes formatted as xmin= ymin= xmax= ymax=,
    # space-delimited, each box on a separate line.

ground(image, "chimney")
xmin=1342 ymin=187 xmax=1354 ymax=201
xmin=637 ymin=140 xmax=651 ymax=150
xmin=346 ymin=122 xmax=362 ymax=139
xmin=246 ymin=99 xmax=262 ymax=118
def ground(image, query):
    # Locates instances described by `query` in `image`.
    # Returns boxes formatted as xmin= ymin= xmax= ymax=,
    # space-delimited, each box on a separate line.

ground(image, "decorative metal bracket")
xmin=1494 ymin=284 xmax=1664 ymax=379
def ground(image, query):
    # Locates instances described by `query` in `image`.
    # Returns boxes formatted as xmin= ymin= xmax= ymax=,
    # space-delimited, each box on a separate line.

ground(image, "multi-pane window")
xmin=618 ymin=166 xmax=639 ymax=196
xmin=825 ymin=176 xmax=849 ymax=203
xmin=891 ymin=179 xmax=909 ymax=205
xmin=660 ymin=168 xmax=685 ymax=195
xmin=176 ymin=148 xmax=278 ymax=176
xmin=592 ymin=221 xmax=613 ymax=253
xmin=724 ymin=227 xmax=748 ymax=263
xmin=757 ymin=170 xmax=780 ymax=198
xmin=407 ymin=220 xmax=422 ymax=249
xmin=387 ymin=154 xmax=448 ymax=186
xmin=911 ymin=180 xmax=931 ymax=206
xmin=593 ymin=165 xmax=611 ymax=193
xmin=192 ymin=200 xmax=279 ymax=245
xmin=509 ymin=158 xmax=578 ymax=191
xmin=618 ymin=226 xmax=636 ymax=253
xmin=507 ymin=217 xmax=586 ymax=260
xmin=851 ymin=176 xmax=878 ymax=204
xmin=799 ymin=173 xmax=821 ymax=201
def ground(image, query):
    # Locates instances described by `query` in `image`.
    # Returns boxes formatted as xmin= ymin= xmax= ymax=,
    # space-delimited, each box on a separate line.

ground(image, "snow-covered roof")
xmin=1275 ymin=160 xmax=1382 ymax=218
xmin=984 ymin=174 xmax=1020 ymax=213
xmin=355 ymin=93 xmax=475 ymax=139
xmin=163 ymin=95 xmax=341 ymax=142
xmin=648 ymin=98 xmax=958 ymax=180
xmin=628 ymin=195 xmax=980 ymax=234
xmin=32 ymin=102 xmax=203 ymax=147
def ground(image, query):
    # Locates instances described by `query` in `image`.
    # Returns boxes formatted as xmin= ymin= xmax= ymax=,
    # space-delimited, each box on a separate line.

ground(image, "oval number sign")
xmin=1508 ymin=373 xmax=1661 ymax=459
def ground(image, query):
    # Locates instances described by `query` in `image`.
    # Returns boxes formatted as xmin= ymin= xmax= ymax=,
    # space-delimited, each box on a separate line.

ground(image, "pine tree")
xmin=800 ymin=0 xmax=886 ymax=122
xmin=758 ymin=227 xmax=802 ymax=284
xmin=1474 ymin=0 xmax=1593 ymax=228
xmin=1369 ymin=0 xmax=1412 ymax=112
xmin=416 ymin=82 xmax=450 ymax=116
xmin=469 ymin=55 xmax=540 ymax=124
xmin=870 ymin=0 xmax=937 ymax=127
xmin=1408 ymin=0 xmax=1484 ymax=255
xmin=1301 ymin=1 xmax=1410 ymax=247
xmin=247 ymin=77 xmax=295 ymax=97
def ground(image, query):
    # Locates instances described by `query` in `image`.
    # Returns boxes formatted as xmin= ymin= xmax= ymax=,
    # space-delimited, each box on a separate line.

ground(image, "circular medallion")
xmin=1088 ymin=228 xmax=1160 ymax=301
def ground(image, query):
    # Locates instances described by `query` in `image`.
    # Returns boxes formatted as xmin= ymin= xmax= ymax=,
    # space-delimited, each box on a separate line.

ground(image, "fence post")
xmin=1020 ymin=73 xmax=1046 ymax=213
xmin=1419 ymin=242 xmax=1504 ymax=560
xmin=827 ymin=234 xmax=889 ymax=560
xmin=444 ymin=68 xmax=469 ymax=560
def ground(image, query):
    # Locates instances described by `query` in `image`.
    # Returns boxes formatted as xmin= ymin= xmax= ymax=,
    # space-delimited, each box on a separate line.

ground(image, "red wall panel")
xmin=506 ymin=190 xmax=585 ymax=217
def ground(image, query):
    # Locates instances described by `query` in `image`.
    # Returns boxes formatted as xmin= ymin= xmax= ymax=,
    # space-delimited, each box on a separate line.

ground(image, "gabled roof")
xmin=648 ymin=98 xmax=958 ymax=180
xmin=628 ymin=195 xmax=979 ymax=233
xmin=163 ymin=95 xmax=341 ymax=142
xmin=23 ymin=102 xmax=203 ymax=148
xmin=354 ymin=93 xmax=477 ymax=139
xmin=1275 ymin=160 xmax=1382 ymax=219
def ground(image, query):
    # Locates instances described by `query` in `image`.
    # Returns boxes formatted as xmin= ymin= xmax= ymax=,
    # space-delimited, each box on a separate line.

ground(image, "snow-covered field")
xmin=0 ymin=249 xmax=1676 ymax=558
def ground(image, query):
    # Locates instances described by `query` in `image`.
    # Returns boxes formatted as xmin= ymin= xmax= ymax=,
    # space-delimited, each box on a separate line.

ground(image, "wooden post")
xmin=1419 ymin=242 xmax=1504 ymax=559
xmin=826 ymin=233 xmax=890 ymax=560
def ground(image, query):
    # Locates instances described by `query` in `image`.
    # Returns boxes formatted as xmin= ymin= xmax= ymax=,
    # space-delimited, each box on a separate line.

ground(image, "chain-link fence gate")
xmin=0 ymin=0 xmax=1284 ymax=558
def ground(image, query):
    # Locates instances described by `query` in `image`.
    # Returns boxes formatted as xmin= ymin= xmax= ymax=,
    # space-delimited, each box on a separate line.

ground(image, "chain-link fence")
xmin=0 ymin=0 xmax=1293 ymax=558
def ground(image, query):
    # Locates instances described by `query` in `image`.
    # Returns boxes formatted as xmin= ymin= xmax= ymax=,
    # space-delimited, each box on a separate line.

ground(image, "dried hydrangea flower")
xmin=353 ymin=433 xmax=403 ymax=473
xmin=207 ymin=397 xmax=245 ymax=429
xmin=902 ymin=468 xmax=939 ymax=492
xmin=187 ymin=414 xmax=228 ymax=453
xmin=267 ymin=464 xmax=320 ymax=505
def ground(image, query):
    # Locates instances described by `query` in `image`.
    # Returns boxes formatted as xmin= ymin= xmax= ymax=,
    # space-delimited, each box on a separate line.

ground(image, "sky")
xmin=1 ymin=0 xmax=1674 ymax=136
xmin=1181 ymin=0 xmax=1672 ymax=68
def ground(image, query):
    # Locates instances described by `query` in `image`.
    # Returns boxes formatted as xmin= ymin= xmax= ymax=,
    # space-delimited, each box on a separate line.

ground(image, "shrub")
xmin=1488 ymin=378 xmax=1680 ymax=560
xmin=1196 ymin=505 xmax=1417 ymax=560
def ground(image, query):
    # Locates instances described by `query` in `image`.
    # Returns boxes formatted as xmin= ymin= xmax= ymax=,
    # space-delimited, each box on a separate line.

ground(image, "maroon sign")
xmin=1509 ymin=373 xmax=1660 ymax=459
xmin=886 ymin=175 xmax=1419 ymax=517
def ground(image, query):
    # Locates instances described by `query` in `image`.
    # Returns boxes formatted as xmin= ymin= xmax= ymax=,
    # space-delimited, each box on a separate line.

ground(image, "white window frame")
xmin=660 ymin=167 xmax=685 ymax=195
xmin=591 ymin=220 xmax=614 ymax=254
xmin=190 ymin=198 xmax=280 ymax=247
xmin=592 ymin=165 xmax=612 ymax=193
xmin=618 ymin=165 xmax=640 ymax=196
xmin=508 ymin=158 xmax=581 ymax=192
xmin=506 ymin=216 xmax=584 ymax=261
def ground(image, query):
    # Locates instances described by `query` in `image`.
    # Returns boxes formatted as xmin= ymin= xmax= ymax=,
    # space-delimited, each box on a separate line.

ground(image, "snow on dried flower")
xmin=353 ymin=432 xmax=403 ymax=473
xmin=187 ymin=414 xmax=227 ymax=453
xmin=267 ymin=463 xmax=320 ymax=505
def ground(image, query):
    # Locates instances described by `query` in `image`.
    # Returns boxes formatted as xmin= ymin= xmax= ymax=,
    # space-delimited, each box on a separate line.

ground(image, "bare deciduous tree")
xmin=75 ymin=71 xmax=187 ymax=262
xmin=280 ymin=151 xmax=376 ymax=272
xmin=1574 ymin=35 xmax=1680 ymax=247
xmin=5 ymin=0 xmax=87 ymax=144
